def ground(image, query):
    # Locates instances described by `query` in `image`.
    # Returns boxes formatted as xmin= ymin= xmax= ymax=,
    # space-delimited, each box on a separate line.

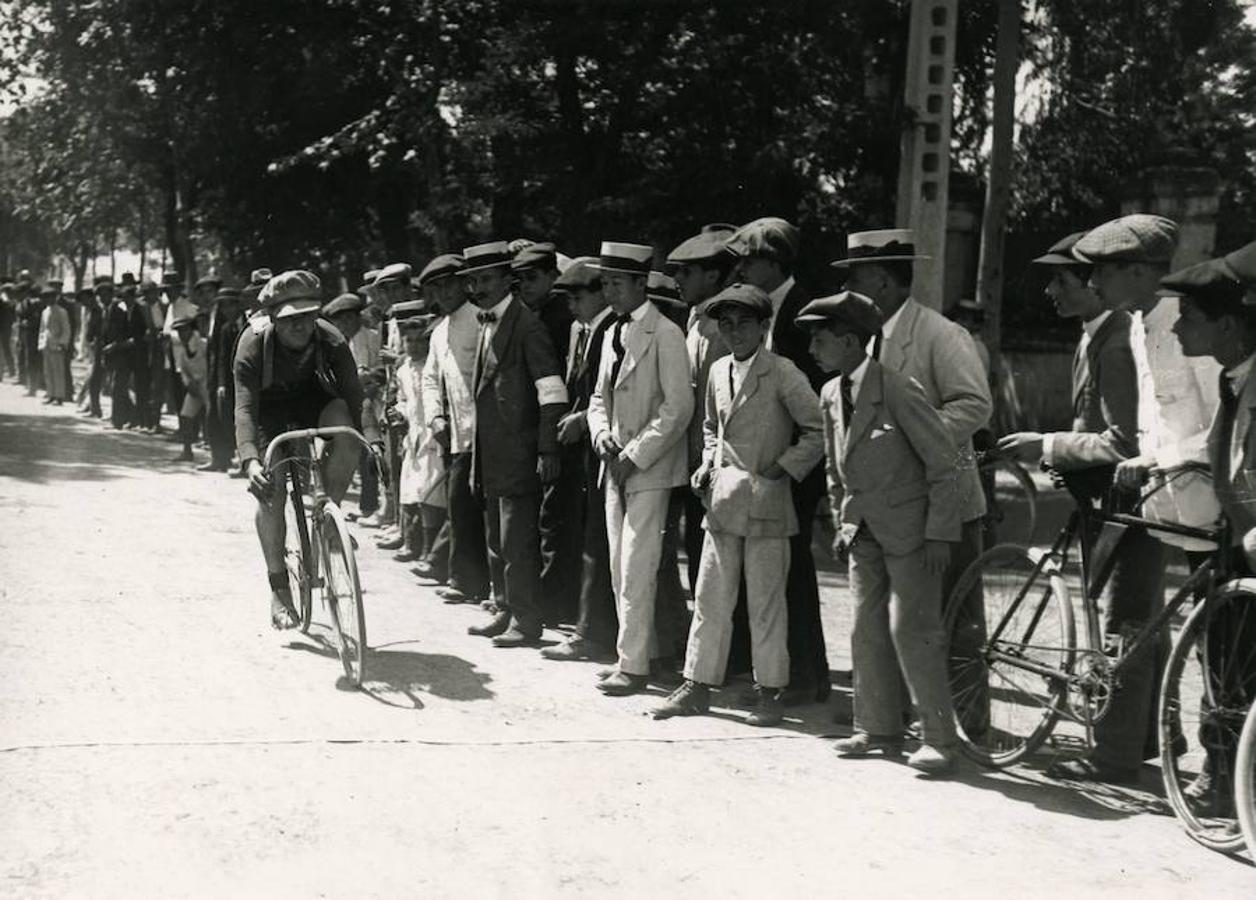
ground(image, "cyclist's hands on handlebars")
xmin=1114 ymin=454 xmax=1154 ymax=490
xmin=996 ymin=431 xmax=1044 ymax=464
xmin=245 ymin=459 xmax=272 ymax=499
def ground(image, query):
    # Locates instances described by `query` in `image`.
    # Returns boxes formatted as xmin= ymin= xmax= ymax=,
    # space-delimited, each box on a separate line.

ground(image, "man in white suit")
xmin=587 ymin=241 xmax=694 ymax=696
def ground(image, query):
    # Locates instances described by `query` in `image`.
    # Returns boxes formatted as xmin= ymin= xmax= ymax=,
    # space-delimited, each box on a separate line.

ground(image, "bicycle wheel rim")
xmin=1236 ymin=701 xmax=1256 ymax=857
xmin=320 ymin=503 xmax=367 ymax=687
xmin=946 ymin=543 xmax=1075 ymax=768
xmin=988 ymin=459 xmax=1038 ymax=547
xmin=1159 ymin=587 xmax=1255 ymax=853
xmin=284 ymin=467 xmax=314 ymax=632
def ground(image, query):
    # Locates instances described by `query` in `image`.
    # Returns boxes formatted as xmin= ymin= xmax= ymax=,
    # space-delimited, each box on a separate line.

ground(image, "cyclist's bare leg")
xmin=318 ymin=398 xmax=359 ymax=505
xmin=254 ymin=470 xmax=296 ymax=627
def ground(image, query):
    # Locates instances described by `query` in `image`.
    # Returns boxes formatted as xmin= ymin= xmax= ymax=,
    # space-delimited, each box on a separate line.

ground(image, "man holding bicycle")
xmin=234 ymin=270 xmax=380 ymax=629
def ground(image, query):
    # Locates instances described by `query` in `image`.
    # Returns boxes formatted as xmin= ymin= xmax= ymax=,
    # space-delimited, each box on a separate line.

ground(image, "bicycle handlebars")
xmin=262 ymin=426 xmax=384 ymax=475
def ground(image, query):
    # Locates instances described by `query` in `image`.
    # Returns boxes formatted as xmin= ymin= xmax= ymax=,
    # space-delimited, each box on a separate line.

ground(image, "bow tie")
xmin=477 ymin=311 xmax=498 ymax=324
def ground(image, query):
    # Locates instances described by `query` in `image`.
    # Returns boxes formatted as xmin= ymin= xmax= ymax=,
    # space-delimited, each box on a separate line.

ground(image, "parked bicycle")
xmin=944 ymin=461 xmax=1256 ymax=853
xmin=264 ymin=425 xmax=383 ymax=688
xmin=976 ymin=448 xmax=1039 ymax=546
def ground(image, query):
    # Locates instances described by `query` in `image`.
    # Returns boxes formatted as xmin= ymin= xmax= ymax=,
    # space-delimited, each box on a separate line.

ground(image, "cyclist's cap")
xmin=417 ymin=254 xmax=464 ymax=286
xmin=1032 ymin=231 xmax=1089 ymax=266
xmin=1159 ymin=257 xmax=1246 ymax=306
xmin=321 ymin=292 xmax=365 ymax=317
xmin=373 ymin=262 xmax=413 ymax=287
xmin=553 ymin=257 xmax=600 ymax=293
xmin=795 ymin=290 xmax=884 ymax=334
xmin=705 ymin=282 xmax=772 ymax=321
xmin=511 ymin=242 xmax=558 ymax=273
xmin=260 ymin=270 xmax=322 ymax=318
xmin=1072 ymin=214 xmax=1178 ymax=264
xmin=458 ymin=241 xmax=513 ymax=275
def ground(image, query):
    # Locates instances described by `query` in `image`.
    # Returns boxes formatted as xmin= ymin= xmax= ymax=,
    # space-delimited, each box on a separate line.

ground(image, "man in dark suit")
xmin=727 ymin=216 xmax=830 ymax=705
xmin=1000 ymin=232 xmax=1154 ymax=784
xmin=461 ymin=241 xmax=569 ymax=648
xmin=542 ymin=258 xmax=619 ymax=662
xmin=127 ymin=278 xmax=153 ymax=431
xmin=205 ymin=286 xmax=244 ymax=469
xmin=101 ymin=274 xmax=137 ymax=428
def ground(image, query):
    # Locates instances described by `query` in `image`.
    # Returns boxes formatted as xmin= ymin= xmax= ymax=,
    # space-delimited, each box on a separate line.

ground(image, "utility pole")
xmin=976 ymin=0 xmax=1020 ymax=408
xmin=895 ymin=0 xmax=959 ymax=311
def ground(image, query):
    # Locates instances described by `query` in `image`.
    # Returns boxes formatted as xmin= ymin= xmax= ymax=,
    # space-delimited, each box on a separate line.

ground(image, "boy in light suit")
xmin=801 ymin=291 xmax=961 ymax=775
xmin=587 ymin=241 xmax=694 ymax=696
xmin=653 ymin=283 xmax=824 ymax=725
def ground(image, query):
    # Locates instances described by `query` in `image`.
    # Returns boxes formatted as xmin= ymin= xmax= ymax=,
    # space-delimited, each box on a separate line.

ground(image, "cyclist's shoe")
xmin=906 ymin=744 xmax=958 ymax=776
xmin=652 ymin=680 xmax=710 ymax=719
xmin=833 ymin=732 xmax=904 ymax=758
xmin=468 ymin=610 xmax=511 ymax=638
xmin=269 ymin=589 xmax=300 ymax=630
xmin=1043 ymin=755 xmax=1139 ymax=785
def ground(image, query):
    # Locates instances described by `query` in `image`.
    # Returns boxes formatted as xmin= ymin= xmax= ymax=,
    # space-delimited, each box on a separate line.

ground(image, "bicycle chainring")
xmin=1067 ymin=649 xmax=1114 ymax=723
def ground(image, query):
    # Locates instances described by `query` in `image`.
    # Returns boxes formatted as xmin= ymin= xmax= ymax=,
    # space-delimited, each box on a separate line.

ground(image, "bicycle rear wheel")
xmin=284 ymin=465 xmax=314 ymax=632
xmin=1159 ymin=583 xmax=1256 ymax=853
xmin=945 ymin=543 xmax=1075 ymax=768
xmin=1238 ymin=700 xmax=1256 ymax=858
xmin=319 ymin=501 xmax=367 ymax=686
xmin=984 ymin=458 xmax=1039 ymax=546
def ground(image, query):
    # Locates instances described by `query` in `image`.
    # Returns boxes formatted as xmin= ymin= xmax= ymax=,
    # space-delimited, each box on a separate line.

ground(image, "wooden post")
xmin=976 ymin=0 xmax=1020 ymax=416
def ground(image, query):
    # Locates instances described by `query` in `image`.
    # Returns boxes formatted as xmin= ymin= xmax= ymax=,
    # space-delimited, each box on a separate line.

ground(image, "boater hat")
xmin=457 ymin=241 xmax=514 ymax=275
xmin=593 ymin=241 xmax=653 ymax=276
xmin=417 ymin=254 xmax=464 ymax=286
xmin=829 ymin=228 xmax=930 ymax=268
xmin=259 ymin=270 xmax=323 ymax=318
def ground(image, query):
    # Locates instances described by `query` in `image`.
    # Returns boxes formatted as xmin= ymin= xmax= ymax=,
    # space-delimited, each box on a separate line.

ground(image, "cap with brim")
xmin=795 ymin=290 xmax=884 ymax=334
xmin=829 ymin=228 xmax=930 ymax=268
xmin=417 ymin=254 xmax=464 ymax=286
xmin=593 ymin=241 xmax=653 ymax=276
xmin=1072 ymin=214 xmax=1178 ymax=265
xmin=1159 ymin=258 xmax=1246 ymax=306
xmin=1032 ymin=231 xmax=1090 ymax=266
xmin=667 ymin=229 xmax=734 ymax=266
xmin=458 ymin=241 xmax=513 ymax=275
xmin=373 ymin=262 xmax=412 ymax=287
xmin=511 ymin=242 xmax=557 ymax=272
xmin=1222 ymin=240 xmax=1256 ymax=288
xmin=259 ymin=270 xmax=323 ymax=318
xmin=704 ymin=283 xmax=773 ymax=320
xmin=553 ymin=257 xmax=601 ymax=292
xmin=322 ymin=292 xmax=365 ymax=317
xmin=727 ymin=217 xmax=800 ymax=265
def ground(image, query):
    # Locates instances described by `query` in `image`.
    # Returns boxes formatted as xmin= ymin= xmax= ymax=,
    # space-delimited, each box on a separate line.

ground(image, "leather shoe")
xmin=392 ymin=547 xmax=422 ymax=562
xmin=468 ymin=611 xmax=511 ymax=638
xmin=411 ymin=560 xmax=447 ymax=582
xmin=1043 ymin=756 xmax=1139 ymax=785
xmin=906 ymin=744 xmax=957 ymax=776
xmin=597 ymin=671 xmax=649 ymax=696
xmin=541 ymin=637 xmax=614 ymax=662
xmin=375 ymin=534 xmax=405 ymax=551
xmin=745 ymin=686 xmax=784 ymax=727
xmin=492 ymin=627 xmax=541 ymax=648
xmin=833 ymin=732 xmax=904 ymax=758
xmin=1183 ymin=766 xmax=1236 ymax=818
xmin=652 ymin=681 xmax=710 ymax=719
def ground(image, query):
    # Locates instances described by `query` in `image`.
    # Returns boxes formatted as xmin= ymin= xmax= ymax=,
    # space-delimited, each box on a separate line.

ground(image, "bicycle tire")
xmin=1159 ymin=583 xmax=1256 ymax=854
xmin=1238 ymin=700 xmax=1256 ymax=858
xmin=284 ymin=466 xmax=314 ymax=632
xmin=944 ymin=542 xmax=1075 ymax=768
xmin=319 ymin=501 xmax=367 ymax=687
xmin=985 ymin=458 xmax=1039 ymax=546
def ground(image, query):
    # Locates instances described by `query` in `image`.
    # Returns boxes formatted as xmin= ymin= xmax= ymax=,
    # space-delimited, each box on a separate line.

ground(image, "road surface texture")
xmin=0 ymin=380 xmax=1252 ymax=898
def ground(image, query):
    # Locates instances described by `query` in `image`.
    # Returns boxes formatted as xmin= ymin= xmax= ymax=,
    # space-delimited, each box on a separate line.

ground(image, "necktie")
xmin=472 ymin=311 xmax=496 ymax=393
xmin=571 ymin=325 xmax=589 ymax=380
xmin=608 ymin=313 xmax=631 ymax=388
xmin=840 ymin=378 xmax=855 ymax=429
xmin=871 ymin=332 xmax=883 ymax=361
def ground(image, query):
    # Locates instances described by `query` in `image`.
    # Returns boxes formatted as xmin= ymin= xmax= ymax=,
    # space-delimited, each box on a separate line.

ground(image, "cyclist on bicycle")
xmin=234 ymin=270 xmax=381 ymax=628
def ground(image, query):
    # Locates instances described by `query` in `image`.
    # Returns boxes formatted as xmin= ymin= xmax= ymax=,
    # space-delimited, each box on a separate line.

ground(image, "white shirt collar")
xmin=625 ymin=300 xmax=650 ymax=323
xmin=1082 ymin=310 xmax=1112 ymax=338
xmin=845 ymin=356 xmax=871 ymax=402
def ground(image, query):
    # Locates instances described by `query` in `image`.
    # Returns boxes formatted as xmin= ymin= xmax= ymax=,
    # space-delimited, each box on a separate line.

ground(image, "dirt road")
xmin=0 ymin=381 xmax=1251 ymax=897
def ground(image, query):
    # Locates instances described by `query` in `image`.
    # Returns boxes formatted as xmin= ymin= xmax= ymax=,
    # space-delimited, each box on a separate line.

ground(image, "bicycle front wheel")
xmin=1238 ymin=700 xmax=1256 ymax=858
xmin=945 ymin=543 xmax=1075 ymax=768
xmin=284 ymin=465 xmax=314 ymax=632
xmin=319 ymin=501 xmax=367 ymax=687
xmin=1159 ymin=582 xmax=1256 ymax=854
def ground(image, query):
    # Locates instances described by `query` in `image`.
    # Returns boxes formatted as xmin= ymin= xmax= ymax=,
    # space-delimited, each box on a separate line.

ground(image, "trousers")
xmin=606 ymin=485 xmax=671 ymax=675
xmin=42 ymin=348 xmax=68 ymax=400
xmin=484 ymin=491 xmax=543 ymax=636
xmin=446 ymin=452 xmax=489 ymax=600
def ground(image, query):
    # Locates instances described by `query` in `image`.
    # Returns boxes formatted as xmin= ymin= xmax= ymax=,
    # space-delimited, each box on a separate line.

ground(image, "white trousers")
xmin=605 ymin=485 xmax=670 ymax=675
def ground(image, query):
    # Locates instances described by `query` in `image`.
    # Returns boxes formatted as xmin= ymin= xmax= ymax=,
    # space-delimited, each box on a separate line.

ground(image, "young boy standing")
xmin=799 ymin=290 xmax=961 ymax=775
xmin=171 ymin=314 xmax=208 ymax=463
xmin=653 ymin=283 xmax=824 ymax=726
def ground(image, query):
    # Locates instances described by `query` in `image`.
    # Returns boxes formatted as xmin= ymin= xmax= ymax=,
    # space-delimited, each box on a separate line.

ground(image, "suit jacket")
xmin=472 ymin=296 xmax=566 ymax=497
xmin=38 ymin=304 xmax=71 ymax=351
xmin=701 ymin=350 xmax=824 ymax=537
xmin=1047 ymin=311 xmax=1139 ymax=501
xmin=1207 ymin=365 xmax=1256 ymax=545
xmin=824 ymin=360 xmax=961 ymax=555
xmin=879 ymin=297 xmax=991 ymax=523
xmin=537 ymin=291 xmax=574 ymax=366
xmin=770 ymin=281 xmax=827 ymax=393
xmin=101 ymin=300 xmax=132 ymax=360
xmin=420 ymin=303 xmax=477 ymax=455
xmin=587 ymin=301 xmax=693 ymax=494
xmin=686 ymin=313 xmax=730 ymax=468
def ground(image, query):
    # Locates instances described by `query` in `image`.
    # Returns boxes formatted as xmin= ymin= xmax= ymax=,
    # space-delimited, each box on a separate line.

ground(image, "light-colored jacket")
xmin=700 ymin=350 xmax=824 ymax=537
xmin=588 ymin=301 xmax=693 ymax=494
xmin=38 ymin=304 xmax=71 ymax=351
xmin=1208 ymin=361 xmax=1256 ymax=546
xmin=420 ymin=303 xmax=477 ymax=455
xmin=824 ymin=360 xmax=961 ymax=556
xmin=880 ymin=298 xmax=990 ymax=523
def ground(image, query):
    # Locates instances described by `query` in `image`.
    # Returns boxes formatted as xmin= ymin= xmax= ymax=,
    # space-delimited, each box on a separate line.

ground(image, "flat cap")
xmin=553 ymin=257 xmax=601 ymax=292
xmin=795 ymin=290 xmax=884 ymax=334
xmin=704 ymin=282 xmax=773 ymax=320
xmin=259 ymin=270 xmax=322 ymax=318
xmin=373 ymin=263 xmax=412 ymax=287
xmin=667 ymin=228 xmax=734 ymax=266
xmin=321 ymin=292 xmax=365 ymax=317
xmin=417 ymin=254 xmax=464 ymax=286
xmin=1073 ymin=214 xmax=1178 ymax=264
xmin=1160 ymin=258 xmax=1245 ymax=306
xmin=1033 ymin=231 xmax=1090 ymax=266
xmin=511 ymin=241 xmax=558 ymax=272
xmin=1223 ymin=240 xmax=1256 ymax=287
xmin=726 ymin=217 xmax=800 ymax=265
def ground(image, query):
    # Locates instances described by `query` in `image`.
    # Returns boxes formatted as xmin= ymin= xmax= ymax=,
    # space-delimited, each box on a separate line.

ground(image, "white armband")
xmin=535 ymin=375 xmax=569 ymax=406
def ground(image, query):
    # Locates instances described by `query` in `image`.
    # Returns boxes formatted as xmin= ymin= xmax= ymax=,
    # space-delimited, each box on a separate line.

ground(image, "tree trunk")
xmin=975 ymin=0 xmax=1020 ymax=426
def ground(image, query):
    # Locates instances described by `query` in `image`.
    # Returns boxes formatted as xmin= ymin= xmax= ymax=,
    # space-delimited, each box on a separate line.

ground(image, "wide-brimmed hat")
xmin=829 ymin=228 xmax=930 ymax=268
xmin=592 ymin=241 xmax=653 ymax=276
xmin=457 ymin=242 xmax=514 ymax=275
xmin=259 ymin=270 xmax=322 ymax=318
